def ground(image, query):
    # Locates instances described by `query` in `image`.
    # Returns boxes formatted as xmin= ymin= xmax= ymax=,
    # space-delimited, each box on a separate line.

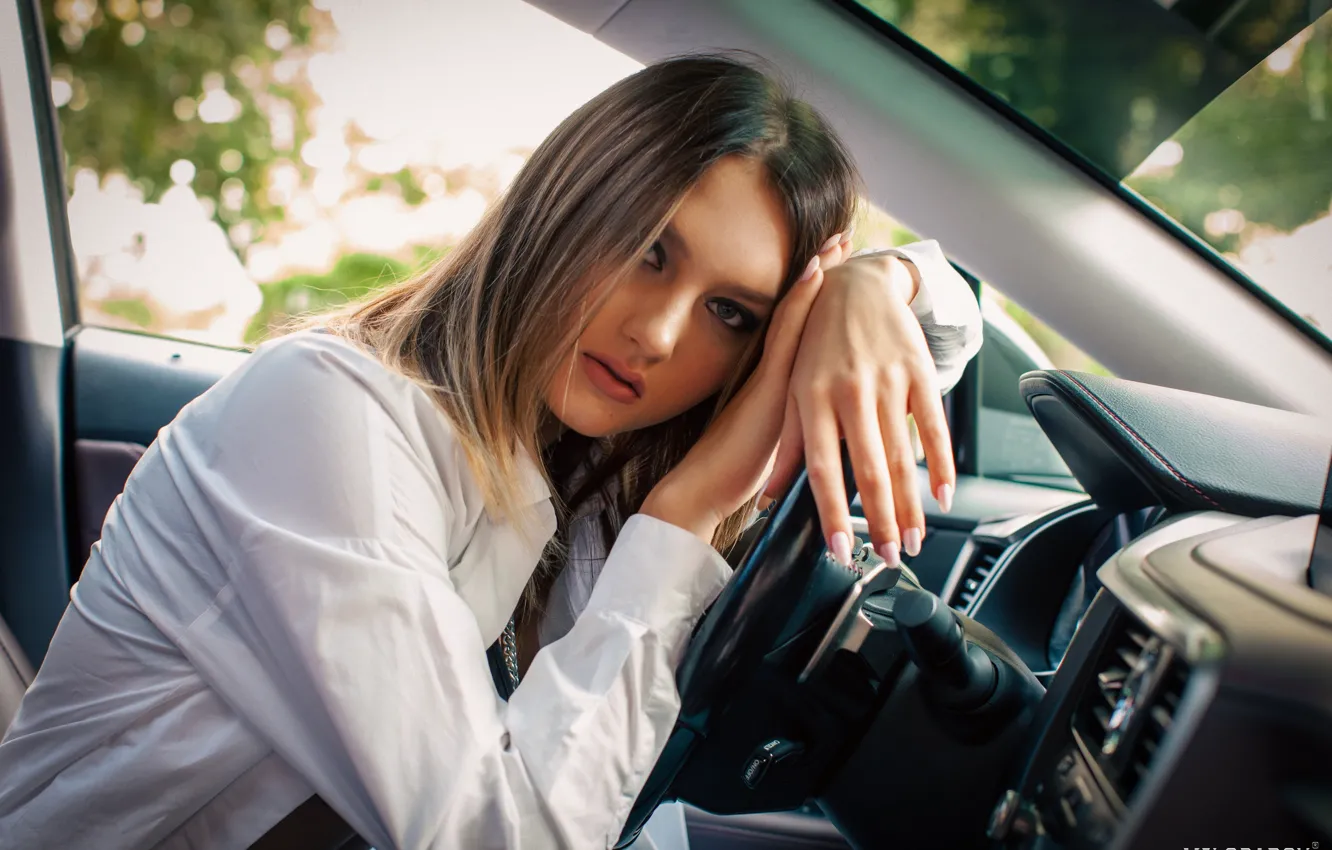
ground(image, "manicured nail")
xmin=876 ymin=541 xmax=901 ymax=567
xmin=830 ymin=531 xmax=852 ymax=566
xmin=902 ymin=527 xmax=923 ymax=558
xmin=819 ymin=233 xmax=843 ymax=254
xmin=844 ymin=221 xmax=856 ymax=242
xmin=797 ymin=254 xmax=820 ymax=282
xmin=936 ymin=483 xmax=954 ymax=514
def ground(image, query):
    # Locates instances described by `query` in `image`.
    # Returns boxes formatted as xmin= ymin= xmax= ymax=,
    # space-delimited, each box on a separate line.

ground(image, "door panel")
xmin=65 ymin=328 xmax=242 ymax=575
xmin=73 ymin=327 xmax=245 ymax=446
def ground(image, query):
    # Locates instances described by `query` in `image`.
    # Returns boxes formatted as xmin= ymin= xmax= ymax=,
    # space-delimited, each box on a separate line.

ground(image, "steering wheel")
xmin=677 ymin=465 xmax=845 ymax=719
xmin=616 ymin=458 xmax=879 ymax=845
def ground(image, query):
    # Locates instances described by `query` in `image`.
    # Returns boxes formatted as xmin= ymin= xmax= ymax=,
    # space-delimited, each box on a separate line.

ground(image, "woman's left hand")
xmin=764 ymin=242 xmax=956 ymax=569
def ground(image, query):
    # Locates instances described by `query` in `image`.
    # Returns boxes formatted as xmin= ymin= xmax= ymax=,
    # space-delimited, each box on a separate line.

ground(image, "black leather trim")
xmin=248 ymin=796 xmax=368 ymax=850
xmin=72 ymin=439 xmax=146 ymax=572
xmin=1020 ymin=370 xmax=1332 ymax=518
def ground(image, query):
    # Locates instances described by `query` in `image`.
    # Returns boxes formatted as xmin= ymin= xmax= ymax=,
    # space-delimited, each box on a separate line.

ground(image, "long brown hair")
xmin=328 ymin=53 xmax=858 ymax=573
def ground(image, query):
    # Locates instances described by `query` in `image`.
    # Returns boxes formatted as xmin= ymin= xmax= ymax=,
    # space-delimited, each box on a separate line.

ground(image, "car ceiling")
xmin=525 ymin=0 xmax=1332 ymax=418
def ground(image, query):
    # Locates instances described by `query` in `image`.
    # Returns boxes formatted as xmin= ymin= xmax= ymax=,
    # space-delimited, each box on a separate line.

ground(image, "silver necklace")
xmin=498 ymin=617 xmax=521 ymax=693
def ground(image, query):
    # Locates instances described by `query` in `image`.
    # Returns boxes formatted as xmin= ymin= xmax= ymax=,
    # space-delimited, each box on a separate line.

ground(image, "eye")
xmin=643 ymin=240 xmax=666 ymax=271
xmin=706 ymin=299 xmax=759 ymax=332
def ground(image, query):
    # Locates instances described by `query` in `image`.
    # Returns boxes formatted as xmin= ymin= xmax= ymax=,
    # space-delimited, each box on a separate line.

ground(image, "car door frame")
xmin=0 ymin=0 xmax=79 ymax=666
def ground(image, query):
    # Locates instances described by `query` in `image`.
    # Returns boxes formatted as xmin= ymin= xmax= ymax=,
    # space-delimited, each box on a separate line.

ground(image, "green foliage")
xmin=99 ymin=296 xmax=154 ymax=328
xmin=392 ymin=168 xmax=427 ymax=206
xmin=243 ymin=251 xmax=436 ymax=344
xmin=45 ymin=0 xmax=317 ymax=238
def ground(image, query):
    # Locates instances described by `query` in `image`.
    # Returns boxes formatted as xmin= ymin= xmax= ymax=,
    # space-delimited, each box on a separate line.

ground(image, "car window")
xmin=977 ymin=284 xmax=1107 ymax=488
xmin=852 ymin=0 xmax=1332 ymax=345
xmin=46 ymin=0 xmax=642 ymax=348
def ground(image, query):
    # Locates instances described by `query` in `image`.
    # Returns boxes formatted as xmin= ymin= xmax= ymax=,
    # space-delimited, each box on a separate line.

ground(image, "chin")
xmin=560 ymin=412 xmax=622 ymax=439
xmin=547 ymin=393 xmax=622 ymax=439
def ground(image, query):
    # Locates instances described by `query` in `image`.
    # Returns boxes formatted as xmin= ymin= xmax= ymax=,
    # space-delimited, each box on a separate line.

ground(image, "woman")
xmin=0 ymin=56 xmax=980 ymax=848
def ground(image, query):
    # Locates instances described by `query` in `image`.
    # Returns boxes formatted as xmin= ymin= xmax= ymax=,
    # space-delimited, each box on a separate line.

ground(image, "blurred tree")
xmin=44 ymin=0 xmax=319 ymax=240
xmin=1126 ymin=15 xmax=1332 ymax=252
xmin=860 ymin=0 xmax=1332 ymax=249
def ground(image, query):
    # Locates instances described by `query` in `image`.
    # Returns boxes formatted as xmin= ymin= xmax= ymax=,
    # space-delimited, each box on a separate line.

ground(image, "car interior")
xmin=2 ymin=0 xmax=1332 ymax=848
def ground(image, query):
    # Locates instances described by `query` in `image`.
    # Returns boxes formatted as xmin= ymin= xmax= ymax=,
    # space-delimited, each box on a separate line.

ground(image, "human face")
xmin=544 ymin=155 xmax=793 ymax=438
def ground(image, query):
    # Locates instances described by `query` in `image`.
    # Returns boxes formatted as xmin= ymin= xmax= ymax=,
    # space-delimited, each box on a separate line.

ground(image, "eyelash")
xmin=643 ymin=240 xmax=666 ymax=271
xmin=642 ymin=240 xmax=760 ymax=333
xmin=707 ymin=299 xmax=759 ymax=332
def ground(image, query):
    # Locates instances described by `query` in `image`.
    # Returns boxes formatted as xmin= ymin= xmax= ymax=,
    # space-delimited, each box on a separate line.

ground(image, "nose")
xmin=621 ymin=284 xmax=692 ymax=362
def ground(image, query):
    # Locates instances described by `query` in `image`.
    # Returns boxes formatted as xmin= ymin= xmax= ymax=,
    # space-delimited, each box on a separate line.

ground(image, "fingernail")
xmin=830 ymin=531 xmax=852 ymax=566
xmin=903 ymin=527 xmax=923 ymax=558
xmin=844 ymin=221 xmax=856 ymax=242
xmin=819 ymin=233 xmax=843 ymax=254
xmin=935 ymin=483 xmax=954 ymax=514
xmin=876 ymin=541 xmax=901 ymax=567
xmin=797 ymin=254 xmax=820 ymax=282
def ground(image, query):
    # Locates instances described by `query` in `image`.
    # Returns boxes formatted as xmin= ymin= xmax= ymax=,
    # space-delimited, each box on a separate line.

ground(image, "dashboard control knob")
xmin=895 ymin=587 xmax=998 ymax=710
xmin=986 ymin=789 xmax=1040 ymax=840
xmin=741 ymin=738 xmax=805 ymax=790
xmin=986 ymin=789 xmax=1021 ymax=840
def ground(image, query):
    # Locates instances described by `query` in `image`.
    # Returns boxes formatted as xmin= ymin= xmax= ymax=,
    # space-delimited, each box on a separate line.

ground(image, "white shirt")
xmin=0 ymin=240 xmax=980 ymax=850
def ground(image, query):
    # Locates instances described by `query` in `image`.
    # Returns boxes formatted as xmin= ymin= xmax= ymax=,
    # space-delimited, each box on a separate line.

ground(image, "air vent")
xmin=1074 ymin=613 xmax=1190 ymax=804
xmin=1120 ymin=656 xmax=1187 ymax=799
xmin=950 ymin=540 xmax=1003 ymax=611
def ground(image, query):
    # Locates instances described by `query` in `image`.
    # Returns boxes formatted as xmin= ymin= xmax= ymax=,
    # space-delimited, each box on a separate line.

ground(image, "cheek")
xmin=654 ymin=325 xmax=748 ymax=413
xmin=542 ymin=286 xmax=619 ymax=395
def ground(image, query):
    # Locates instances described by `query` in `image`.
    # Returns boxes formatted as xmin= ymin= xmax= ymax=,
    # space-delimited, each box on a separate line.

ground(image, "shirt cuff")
xmin=584 ymin=515 xmax=731 ymax=655
xmin=851 ymin=241 xmax=972 ymax=325
xmin=851 ymin=240 xmax=983 ymax=395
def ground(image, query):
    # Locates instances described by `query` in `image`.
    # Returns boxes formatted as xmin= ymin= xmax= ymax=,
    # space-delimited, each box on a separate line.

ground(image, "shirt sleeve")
xmin=853 ymin=240 xmax=983 ymax=395
xmin=164 ymin=338 xmax=730 ymax=850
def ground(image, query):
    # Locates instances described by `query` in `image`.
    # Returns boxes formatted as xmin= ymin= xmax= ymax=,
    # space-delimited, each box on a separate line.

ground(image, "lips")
xmin=581 ymin=353 xmax=643 ymax=403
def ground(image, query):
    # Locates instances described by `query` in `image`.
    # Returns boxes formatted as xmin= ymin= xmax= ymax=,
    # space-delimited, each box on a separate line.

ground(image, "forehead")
xmin=670 ymin=156 xmax=793 ymax=292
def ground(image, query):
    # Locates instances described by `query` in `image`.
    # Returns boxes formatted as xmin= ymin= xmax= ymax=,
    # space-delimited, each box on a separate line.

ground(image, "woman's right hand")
xmin=641 ymin=239 xmax=848 ymax=543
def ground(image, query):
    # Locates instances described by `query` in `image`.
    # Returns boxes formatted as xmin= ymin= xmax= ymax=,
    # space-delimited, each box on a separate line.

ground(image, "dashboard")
xmin=905 ymin=372 xmax=1332 ymax=849
xmin=974 ymin=509 xmax=1332 ymax=849
xmin=677 ymin=366 xmax=1332 ymax=850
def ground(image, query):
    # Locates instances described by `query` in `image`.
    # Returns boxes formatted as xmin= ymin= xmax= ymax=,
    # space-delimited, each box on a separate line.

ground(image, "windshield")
xmin=852 ymin=0 xmax=1332 ymax=344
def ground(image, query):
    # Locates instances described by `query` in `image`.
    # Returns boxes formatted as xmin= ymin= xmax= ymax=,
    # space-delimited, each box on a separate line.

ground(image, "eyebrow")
xmin=660 ymin=222 xmax=777 ymax=311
